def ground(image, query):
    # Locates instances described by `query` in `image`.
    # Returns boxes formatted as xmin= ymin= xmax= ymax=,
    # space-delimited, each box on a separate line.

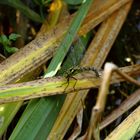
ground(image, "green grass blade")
xmin=9 ymin=96 xmax=65 ymax=140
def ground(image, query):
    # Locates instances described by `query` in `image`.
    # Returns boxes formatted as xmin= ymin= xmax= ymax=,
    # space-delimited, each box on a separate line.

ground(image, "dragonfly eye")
xmin=71 ymin=69 xmax=75 ymax=73
xmin=69 ymin=68 xmax=74 ymax=73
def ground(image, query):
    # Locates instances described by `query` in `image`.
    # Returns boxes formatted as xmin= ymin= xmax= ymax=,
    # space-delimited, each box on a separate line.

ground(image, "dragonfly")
xmin=65 ymin=66 xmax=100 ymax=78
xmin=62 ymin=65 xmax=100 ymax=91
xmin=57 ymin=33 xmax=100 ymax=91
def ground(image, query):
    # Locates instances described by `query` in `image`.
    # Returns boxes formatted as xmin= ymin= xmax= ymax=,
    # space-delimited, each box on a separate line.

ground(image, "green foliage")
xmin=0 ymin=33 xmax=20 ymax=56
xmin=9 ymin=33 xmax=21 ymax=41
